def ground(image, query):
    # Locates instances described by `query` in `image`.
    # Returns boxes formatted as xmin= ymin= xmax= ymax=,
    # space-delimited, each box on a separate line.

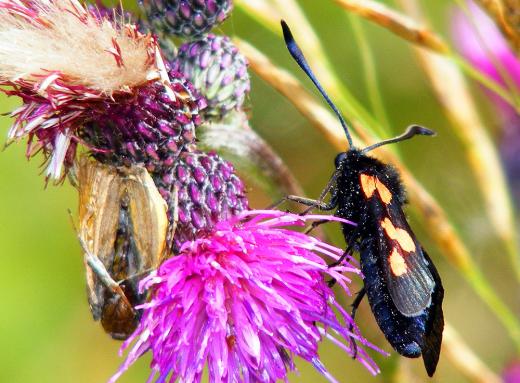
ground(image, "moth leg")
xmin=164 ymin=184 xmax=179 ymax=259
xmin=328 ymin=238 xmax=357 ymax=287
xmin=299 ymin=168 xmax=341 ymax=214
xmin=349 ymin=287 xmax=366 ymax=360
xmin=81 ymin=240 xmax=133 ymax=310
xmin=304 ymin=218 xmax=330 ymax=234
xmin=68 ymin=210 xmax=133 ymax=309
xmin=118 ymin=266 xmax=156 ymax=285
xmin=278 ymin=195 xmax=337 ymax=210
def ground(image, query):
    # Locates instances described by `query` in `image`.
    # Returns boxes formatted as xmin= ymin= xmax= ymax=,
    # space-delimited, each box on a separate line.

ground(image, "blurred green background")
xmin=0 ymin=0 xmax=518 ymax=382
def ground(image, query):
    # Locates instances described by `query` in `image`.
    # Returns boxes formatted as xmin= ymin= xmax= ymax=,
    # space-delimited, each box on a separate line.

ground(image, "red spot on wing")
xmin=389 ymin=248 xmax=408 ymax=276
xmin=381 ymin=218 xmax=415 ymax=253
xmin=360 ymin=173 xmax=392 ymax=204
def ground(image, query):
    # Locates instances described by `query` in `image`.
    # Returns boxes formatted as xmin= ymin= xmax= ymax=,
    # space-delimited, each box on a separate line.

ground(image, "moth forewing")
xmin=121 ymin=166 xmax=169 ymax=269
xmin=78 ymin=158 xmax=123 ymax=317
xmin=77 ymin=158 xmax=170 ymax=339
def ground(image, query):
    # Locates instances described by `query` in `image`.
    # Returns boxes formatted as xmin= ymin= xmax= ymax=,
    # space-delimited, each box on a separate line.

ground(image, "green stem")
xmin=451 ymin=53 xmax=520 ymax=114
xmin=462 ymin=261 xmax=520 ymax=352
xmin=348 ymin=14 xmax=391 ymax=135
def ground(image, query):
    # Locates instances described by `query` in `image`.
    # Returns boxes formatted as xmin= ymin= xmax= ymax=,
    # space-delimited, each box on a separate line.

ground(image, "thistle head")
xmin=0 ymin=0 xmax=203 ymax=179
xmin=154 ymin=150 xmax=249 ymax=251
xmin=170 ymin=34 xmax=250 ymax=120
xmin=141 ymin=0 xmax=233 ymax=39
xmin=109 ymin=210 xmax=383 ymax=382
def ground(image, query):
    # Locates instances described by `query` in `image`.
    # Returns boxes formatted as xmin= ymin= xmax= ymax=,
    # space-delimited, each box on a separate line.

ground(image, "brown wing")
xmin=78 ymin=158 xmax=123 ymax=316
xmin=77 ymin=159 xmax=170 ymax=316
xmin=121 ymin=166 xmax=170 ymax=267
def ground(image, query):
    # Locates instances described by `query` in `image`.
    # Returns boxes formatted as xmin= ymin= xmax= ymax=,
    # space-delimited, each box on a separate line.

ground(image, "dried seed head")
xmin=0 ymin=0 xmax=203 ymax=179
xmin=171 ymin=34 xmax=250 ymax=119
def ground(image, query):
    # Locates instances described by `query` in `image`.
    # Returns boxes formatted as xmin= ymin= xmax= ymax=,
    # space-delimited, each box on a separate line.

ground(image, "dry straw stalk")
xmin=475 ymin=0 xmax=520 ymax=54
xmin=334 ymin=0 xmax=449 ymax=53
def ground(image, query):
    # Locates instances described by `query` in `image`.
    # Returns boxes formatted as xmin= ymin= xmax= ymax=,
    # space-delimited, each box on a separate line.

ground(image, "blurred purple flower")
xmin=110 ymin=210 xmax=384 ymax=383
xmin=503 ymin=359 xmax=520 ymax=383
xmin=451 ymin=0 xmax=520 ymax=117
xmin=452 ymin=0 xmax=520 ymax=204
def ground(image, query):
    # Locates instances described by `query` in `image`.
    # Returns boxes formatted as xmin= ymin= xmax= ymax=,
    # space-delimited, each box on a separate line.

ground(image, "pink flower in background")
xmin=503 ymin=359 xmax=520 ymax=383
xmin=451 ymin=0 xmax=520 ymax=117
xmin=110 ymin=210 xmax=384 ymax=383
xmin=451 ymin=0 xmax=520 ymax=204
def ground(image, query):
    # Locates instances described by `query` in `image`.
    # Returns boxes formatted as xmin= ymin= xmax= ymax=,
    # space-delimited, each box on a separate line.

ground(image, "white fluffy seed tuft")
xmin=0 ymin=0 xmax=156 ymax=94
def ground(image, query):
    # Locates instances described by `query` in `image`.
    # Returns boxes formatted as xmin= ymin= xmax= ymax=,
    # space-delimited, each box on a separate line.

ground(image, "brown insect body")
xmin=77 ymin=158 xmax=170 ymax=340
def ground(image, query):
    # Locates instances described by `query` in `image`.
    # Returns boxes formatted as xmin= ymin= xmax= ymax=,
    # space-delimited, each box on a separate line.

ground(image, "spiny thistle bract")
xmin=79 ymin=74 xmax=204 ymax=174
xmin=0 ymin=0 xmax=203 ymax=179
xmin=155 ymin=150 xmax=249 ymax=251
xmin=110 ymin=211 xmax=383 ymax=383
xmin=171 ymin=34 xmax=250 ymax=119
xmin=141 ymin=0 xmax=233 ymax=39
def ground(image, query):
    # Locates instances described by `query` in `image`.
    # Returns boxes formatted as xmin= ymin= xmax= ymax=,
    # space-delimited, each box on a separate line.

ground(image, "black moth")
xmin=281 ymin=21 xmax=444 ymax=376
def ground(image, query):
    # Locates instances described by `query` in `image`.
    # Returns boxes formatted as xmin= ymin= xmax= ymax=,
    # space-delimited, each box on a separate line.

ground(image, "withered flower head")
xmin=0 ymin=0 xmax=203 ymax=179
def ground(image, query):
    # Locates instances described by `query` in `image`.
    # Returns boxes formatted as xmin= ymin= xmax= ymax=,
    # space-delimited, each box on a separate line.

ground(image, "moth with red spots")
xmin=281 ymin=21 xmax=444 ymax=376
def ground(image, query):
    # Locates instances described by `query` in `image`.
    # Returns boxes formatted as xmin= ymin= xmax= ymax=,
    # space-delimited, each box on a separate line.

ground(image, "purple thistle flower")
xmin=0 ymin=0 xmax=203 ymax=180
xmin=451 ymin=0 xmax=520 ymax=118
xmin=452 ymin=1 xmax=520 ymax=205
xmin=503 ymin=359 xmax=520 ymax=383
xmin=110 ymin=210 xmax=385 ymax=383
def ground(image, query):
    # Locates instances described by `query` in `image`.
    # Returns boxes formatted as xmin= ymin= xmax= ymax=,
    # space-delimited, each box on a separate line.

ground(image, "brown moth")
xmin=76 ymin=157 xmax=174 ymax=339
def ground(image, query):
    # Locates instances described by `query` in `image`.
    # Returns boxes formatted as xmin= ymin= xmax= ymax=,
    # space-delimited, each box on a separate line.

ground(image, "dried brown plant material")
xmin=334 ymin=0 xmax=449 ymax=53
xmin=476 ymin=0 xmax=520 ymax=53
xmin=443 ymin=324 xmax=501 ymax=383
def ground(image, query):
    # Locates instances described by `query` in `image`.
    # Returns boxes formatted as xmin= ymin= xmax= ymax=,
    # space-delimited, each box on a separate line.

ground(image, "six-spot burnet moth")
xmin=280 ymin=20 xmax=444 ymax=376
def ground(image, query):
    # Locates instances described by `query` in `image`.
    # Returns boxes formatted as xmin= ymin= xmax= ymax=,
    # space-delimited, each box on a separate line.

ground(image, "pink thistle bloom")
xmin=451 ymin=1 xmax=520 ymax=203
xmin=110 ymin=210 xmax=385 ymax=383
xmin=451 ymin=0 xmax=520 ymax=117
xmin=503 ymin=359 xmax=520 ymax=383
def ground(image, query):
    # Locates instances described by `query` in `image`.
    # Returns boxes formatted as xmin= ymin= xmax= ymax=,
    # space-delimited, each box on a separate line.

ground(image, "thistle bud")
xmin=154 ymin=150 xmax=249 ymax=251
xmin=141 ymin=0 xmax=233 ymax=39
xmin=171 ymin=34 xmax=250 ymax=119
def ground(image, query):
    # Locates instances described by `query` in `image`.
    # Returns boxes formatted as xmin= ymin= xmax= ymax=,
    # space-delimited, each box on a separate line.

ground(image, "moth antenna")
xmin=361 ymin=125 xmax=435 ymax=154
xmin=281 ymin=20 xmax=354 ymax=149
